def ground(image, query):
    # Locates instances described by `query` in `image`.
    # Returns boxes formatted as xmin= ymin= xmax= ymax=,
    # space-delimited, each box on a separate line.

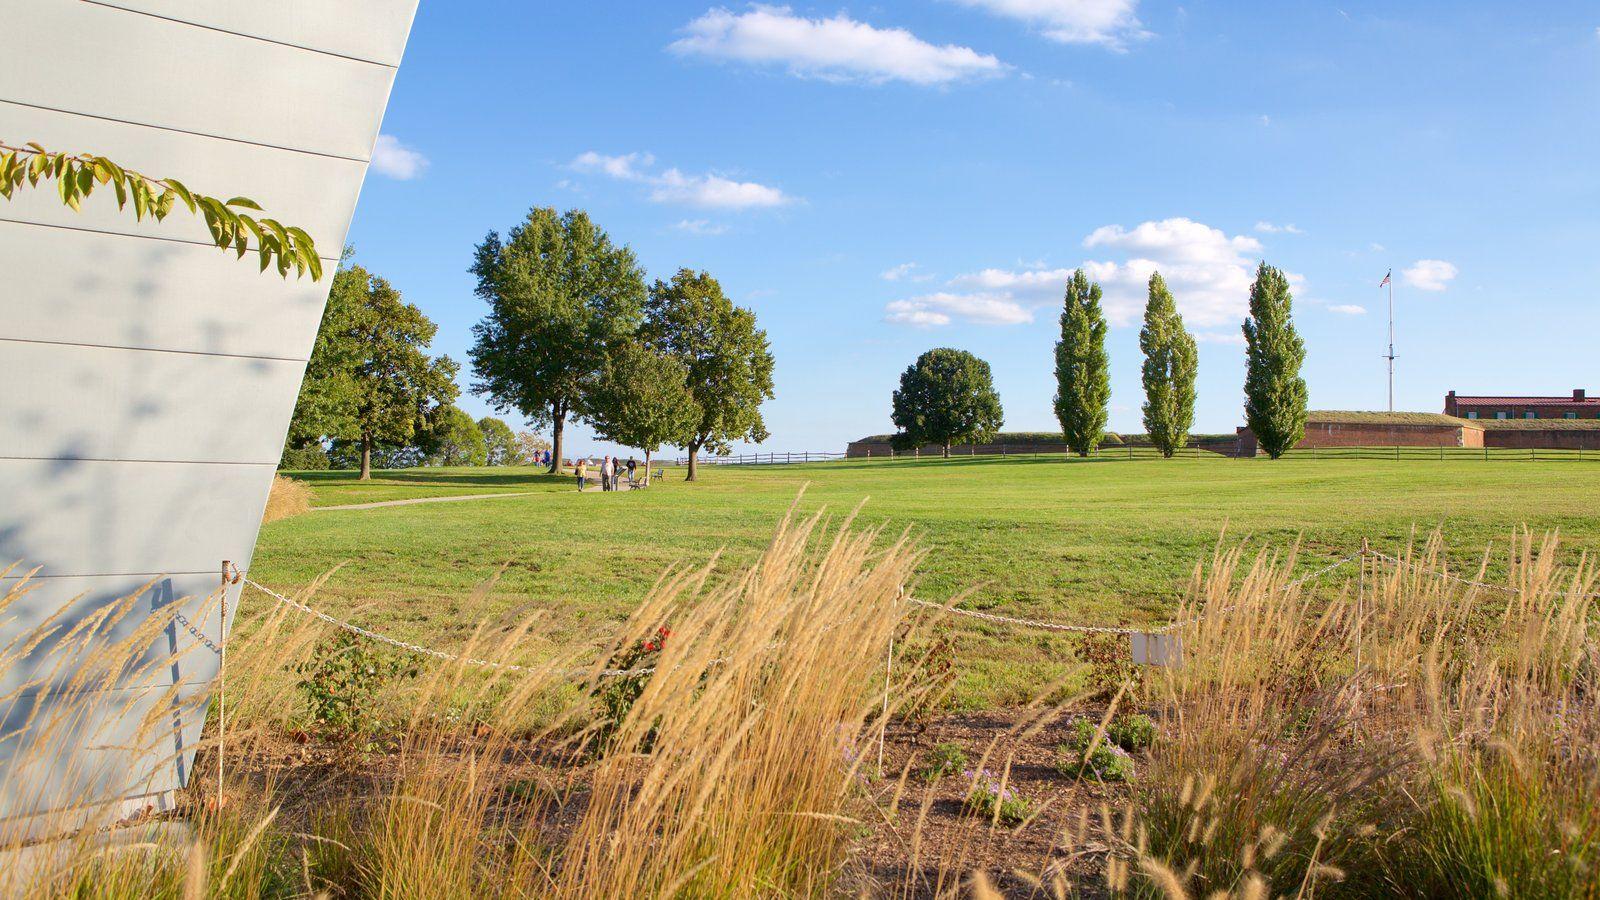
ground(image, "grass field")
xmin=255 ymin=455 xmax=1600 ymax=705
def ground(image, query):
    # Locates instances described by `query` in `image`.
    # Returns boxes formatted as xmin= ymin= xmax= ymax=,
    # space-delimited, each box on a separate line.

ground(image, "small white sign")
xmin=1131 ymin=632 xmax=1183 ymax=668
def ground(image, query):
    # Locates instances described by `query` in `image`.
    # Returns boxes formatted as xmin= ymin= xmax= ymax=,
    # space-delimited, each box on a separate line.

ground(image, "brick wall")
xmin=1237 ymin=420 xmax=1481 ymax=455
xmin=1482 ymin=429 xmax=1600 ymax=450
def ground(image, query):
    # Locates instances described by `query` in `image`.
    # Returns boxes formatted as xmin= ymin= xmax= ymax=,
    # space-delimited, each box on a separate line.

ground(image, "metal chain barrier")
xmin=242 ymin=578 xmax=658 ymax=678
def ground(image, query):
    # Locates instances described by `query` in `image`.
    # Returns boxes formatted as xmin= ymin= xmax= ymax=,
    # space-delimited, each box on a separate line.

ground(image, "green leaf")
xmin=90 ymin=158 xmax=113 ymax=185
xmin=111 ymin=172 xmax=128 ymax=209
xmin=155 ymin=188 xmax=176 ymax=221
xmin=258 ymin=235 xmax=275 ymax=272
xmin=224 ymin=196 xmax=263 ymax=210
xmin=161 ymin=178 xmax=197 ymax=213
xmin=131 ymin=181 xmax=149 ymax=220
xmin=24 ymin=142 xmax=46 ymax=154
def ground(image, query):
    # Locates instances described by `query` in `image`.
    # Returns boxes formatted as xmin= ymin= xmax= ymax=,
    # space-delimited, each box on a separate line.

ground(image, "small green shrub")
xmin=295 ymin=631 xmax=417 ymax=747
xmin=922 ymin=742 xmax=968 ymax=781
xmin=1106 ymin=713 xmax=1158 ymax=751
xmin=593 ymin=626 xmax=670 ymax=751
xmin=1056 ymin=719 xmax=1135 ymax=781
xmin=964 ymin=770 xmax=1034 ymax=825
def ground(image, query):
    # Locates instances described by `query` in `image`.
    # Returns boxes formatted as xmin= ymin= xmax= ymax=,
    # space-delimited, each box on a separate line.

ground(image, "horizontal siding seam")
xmin=0 ymin=456 xmax=278 ymax=466
xmin=0 ymin=98 xmax=372 ymax=165
xmin=81 ymin=1 xmax=401 ymax=69
xmin=0 ymin=216 xmax=342 ymax=264
xmin=0 ymin=336 xmax=309 ymax=365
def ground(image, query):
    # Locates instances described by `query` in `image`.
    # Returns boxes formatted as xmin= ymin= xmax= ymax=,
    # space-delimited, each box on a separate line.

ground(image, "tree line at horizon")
xmin=889 ymin=262 xmax=1308 ymax=459
xmin=281 ymin=208 xmax=776 ymax=481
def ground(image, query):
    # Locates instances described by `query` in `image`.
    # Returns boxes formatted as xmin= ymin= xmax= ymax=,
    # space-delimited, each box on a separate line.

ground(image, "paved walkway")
xmin=315 ymin=491 xmax=539 ymax=511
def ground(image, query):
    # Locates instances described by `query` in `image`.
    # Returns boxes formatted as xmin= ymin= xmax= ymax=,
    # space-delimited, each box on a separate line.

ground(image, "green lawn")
xmin=254 ymin=456 xmax=1600 ymax=706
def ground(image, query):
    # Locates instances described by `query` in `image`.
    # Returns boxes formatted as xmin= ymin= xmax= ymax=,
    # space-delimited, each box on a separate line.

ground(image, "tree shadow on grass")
xmin=287 ymin=467 xmax=568 ymax=490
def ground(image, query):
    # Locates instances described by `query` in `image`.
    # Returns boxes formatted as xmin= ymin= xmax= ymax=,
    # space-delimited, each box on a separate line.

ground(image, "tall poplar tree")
xmin=1241 ymin=262 xmax=1308 ymax=458
xmin=1053 ymin=269 xmax=1111 ymax=456
xmin=468 ymin=208 xmax=645 ymax=473
xmin=1139 ymin=272 xmax=1198 ymax=457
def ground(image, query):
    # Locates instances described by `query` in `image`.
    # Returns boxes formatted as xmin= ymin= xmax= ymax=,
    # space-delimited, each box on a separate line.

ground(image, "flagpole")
xmin=1385 ymin=272 xmax=1395 ymax=412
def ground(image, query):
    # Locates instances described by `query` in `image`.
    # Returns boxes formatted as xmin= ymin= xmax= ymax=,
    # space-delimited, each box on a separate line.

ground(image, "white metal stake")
xmin=218 ymin=560 xmax=228 ymax=806
xmin=879 ymin=632 xmax=893 ymax=775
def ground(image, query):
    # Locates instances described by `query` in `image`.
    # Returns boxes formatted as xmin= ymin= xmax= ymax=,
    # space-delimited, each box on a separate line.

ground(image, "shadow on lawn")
xmin=287 ymin=467 xmax=570 ymax=489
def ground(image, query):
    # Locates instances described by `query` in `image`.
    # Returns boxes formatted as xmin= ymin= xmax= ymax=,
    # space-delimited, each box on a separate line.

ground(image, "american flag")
xmin=1379 ymin=269 xmax=1391 ymax=287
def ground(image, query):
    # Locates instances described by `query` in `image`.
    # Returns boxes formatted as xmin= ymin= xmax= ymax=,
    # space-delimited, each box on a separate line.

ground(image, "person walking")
xmin=625 ymin=456 xmax=637 ymax=489
xmin=574 ymin=457 xmax=587 ymax=491
xmin=601 ymin=455 xmax=614 ymax=492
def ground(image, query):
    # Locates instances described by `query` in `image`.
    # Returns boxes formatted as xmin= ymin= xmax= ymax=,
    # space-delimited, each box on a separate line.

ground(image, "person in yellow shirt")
xmin=574 ymin=458 xmax=587 ymax=491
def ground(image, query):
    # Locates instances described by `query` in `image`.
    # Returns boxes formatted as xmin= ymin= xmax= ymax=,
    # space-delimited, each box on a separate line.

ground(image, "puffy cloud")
xmin=953 ymin=0 xmax=1149 ymax=49
xmin=886 ymin=217 xmax=1295 ymax=330
xmin=1328 ymin=304 xmax=1367 ymax=315
xmin=884 ymin=292 xmax=1033 ymax=327
xmin=669 ymin=5 xmax=1008 ymax=85
xmin=1402 ymin=259 xmax=1458 ymax=292
xmin=570 ymin=150 xmax=794 ymax=210
xmin=673 ymin=219 xmax=728 ymax=235
xmin=1254 ymin=220 xmax=1303 ymax=235
xmin=1079 ymin=217 xmax=1272 ymax=326
xmin=370 ymin=134 xmax=428 ymax=180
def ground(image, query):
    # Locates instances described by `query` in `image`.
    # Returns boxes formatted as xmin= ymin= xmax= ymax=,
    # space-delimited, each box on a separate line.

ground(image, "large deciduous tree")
xmin=419 ymin=405 xmax=487 ymax=466
xmin=642 ymin=269 xmax=775 ymax=482
xmin=1242 ymin=262 xmax=1308 ymax=459
xmin=1053 ymin=269 xmax=1111 ymax=456
xmin=478 ymin=416 xmax=517 ymax=466
xmin=321 ymin=264 xmax=454 ymax=477
xmin=587 ymin=344 xmax=700 ymax=486
xmin=468 ymin=208 xmax=645 ymax=473
xmin=1139 ymin=272 xmax=1198 ymax=458
xmin=890 ymin=348 xmax=1004 ymax=458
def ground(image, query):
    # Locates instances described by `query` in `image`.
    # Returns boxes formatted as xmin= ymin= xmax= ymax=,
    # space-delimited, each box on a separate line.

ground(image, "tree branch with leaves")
xmin=0 ymin=140 xmax=322 ymax=279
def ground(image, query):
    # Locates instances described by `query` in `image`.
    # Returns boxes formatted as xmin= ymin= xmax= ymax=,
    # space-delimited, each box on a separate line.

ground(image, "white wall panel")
xmin=84 ymin=0 xmax=416 ymax=65
xmin=0 ymin=222 xmax=327 ymax=359
xmin=3 ymin=341 xmax=306 ymax=464
xmin=0 ymin=0 xmax=419 ymax=836
xmin=0 ymin=458 xmax=273 ymax=578
xmin=0 ymin=573 xmax=239 ymax=696
xmin=0 ymin=2 xmax=397 ymax=159
xmin=1 ymin=101 xmax=365 ymax=253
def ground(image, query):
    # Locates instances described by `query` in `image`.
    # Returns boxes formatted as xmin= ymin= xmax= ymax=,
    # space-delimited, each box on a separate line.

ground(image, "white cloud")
xmin=1253 ymin=220 xmax=1303 ymax=235
xmin=570 ymin=150 xmax=794 ymax=210
xmin=1193 ymin=330 xmax=1247 ymax=346
xmin=673 ymin=218 xmax=728 ymax=235
xmin=1402 ymin=259 xmax=1458 ymax=292
xmin=572 ymin=150 xmax=654 ymax=180
xmin=1328 ymin=304 xmax=1366 ymax=315
xmin=884 ymin=292 xmax=1033 ymax=327
xmin=881 ymin=262 xmax=920 ymax=281
xmin=370 ymin=134 xmax=428 ymax=180
xmin=1077 ymin=217 xmax=1273 ymax=327
xmin=1259 ymin=114 xmax=1271 ymax=126
xmin=886 ymin=217 xmax=1298 ymax=331
xmin=1369 ymin=242 xmax=1386 ymax=252
xmin=669 ymin=5 xmax=1009 ymax=85
xmin=953 ymin=0 xmax=1150 ymax=49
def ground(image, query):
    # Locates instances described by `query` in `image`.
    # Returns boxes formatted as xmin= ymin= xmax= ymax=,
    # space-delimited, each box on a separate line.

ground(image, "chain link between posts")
xmin=164 ymin=548 xmax=1575 ymax=676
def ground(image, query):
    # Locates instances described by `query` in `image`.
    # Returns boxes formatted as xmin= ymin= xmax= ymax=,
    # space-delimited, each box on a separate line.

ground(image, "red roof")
xmin=1454 ymin=396 xmax=1599 ymax=406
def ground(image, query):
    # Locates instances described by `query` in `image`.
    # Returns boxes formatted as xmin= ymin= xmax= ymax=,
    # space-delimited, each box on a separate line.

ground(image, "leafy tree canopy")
xmin=478 ymin=416 xmax=518 ymax=466
xmin=891 ymin=348 xmax=1004 ymax=457
xmin=419 ymin=405 xmax=487 ymax=467
xmin=642 ymin=269 xmax=775 ymax=481
xmin=469 ymin=207 xmax=645 ymax=472
xmin=287 ymin=263 xmax=458 ymax=478
xmin=587 ymin=344 xmax=700 ymax=485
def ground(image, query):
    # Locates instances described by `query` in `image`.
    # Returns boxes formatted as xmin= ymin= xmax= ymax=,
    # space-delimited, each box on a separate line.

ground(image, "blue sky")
xmin=347 ymin=1 xmax=1600 ymax=455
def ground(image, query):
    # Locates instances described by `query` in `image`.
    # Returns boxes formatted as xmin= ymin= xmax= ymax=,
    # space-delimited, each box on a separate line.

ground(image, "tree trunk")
xmin=942 ymin=442 xmax=951 ymax=459
xmin=686 ymin=441 xmax=700 ymax=481
xmin=359 ymin=434 xmax=373 ymax=481
xmin=549 ymin=404 xmax=565 ymax=474
xmin=644 ymin=448 xmax=652 ymax=487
